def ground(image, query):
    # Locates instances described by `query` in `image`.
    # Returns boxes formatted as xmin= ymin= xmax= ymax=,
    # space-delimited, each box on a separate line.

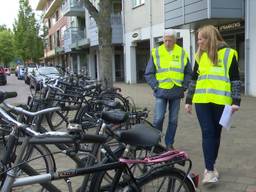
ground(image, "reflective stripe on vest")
xmin=153 ymin=44 xmax=186 ymax=89
xmin=195 ymin=88 xmax=231 ymax=97
xmin=192 ymin=48 xmax=235 ymax=105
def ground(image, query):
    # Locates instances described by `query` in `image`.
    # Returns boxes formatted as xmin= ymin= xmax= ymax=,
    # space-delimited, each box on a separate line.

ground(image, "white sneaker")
xmin=202 ymin=170 xmax=218 ymax=184
xmin=204 ymin=169 xmax=219 ymax=178
xmin=213 ymin=168 xmax=219 ymax=179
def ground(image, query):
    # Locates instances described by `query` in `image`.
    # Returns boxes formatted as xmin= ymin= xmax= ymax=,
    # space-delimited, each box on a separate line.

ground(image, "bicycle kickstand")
xmin=65 ymin=178 xmax=73 ymax=192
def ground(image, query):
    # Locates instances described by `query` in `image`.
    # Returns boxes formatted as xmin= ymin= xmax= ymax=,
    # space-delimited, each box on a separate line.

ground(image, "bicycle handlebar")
xmin=0 ymin=91 xmax=17 ymax=103
xmin=0 ymin=107 xmax=23 ymax=127
xmin=3 ymin=101 xmax=61 ymax=117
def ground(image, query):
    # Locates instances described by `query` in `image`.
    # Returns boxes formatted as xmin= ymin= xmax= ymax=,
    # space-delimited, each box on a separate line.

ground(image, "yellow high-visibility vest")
xmin=152 ymin=44 xmax=188 ymax=89
xmin=193 ymin=48 xmax=238 ymax=105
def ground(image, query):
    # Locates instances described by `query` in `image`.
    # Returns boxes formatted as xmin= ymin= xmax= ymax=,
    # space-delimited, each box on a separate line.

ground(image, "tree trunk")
xmin=84 ymin=0 xmax=113 ymax=88
xmin=98 ymin=25 xmax=113 ymax=88
xmin=97 ymin=0 xmax=113 ymax=88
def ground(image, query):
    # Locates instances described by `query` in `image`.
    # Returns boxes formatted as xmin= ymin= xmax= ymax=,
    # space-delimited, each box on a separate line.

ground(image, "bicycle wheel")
xmin=88 ymin=144 xmax=167 ymax=192
xmin=11 ymin=144 xmax=57 ymax=192
xmin=99 ymin=92 xmax=130 ymax=112
xmin=91 ymin=166 xmax=195 ymax=192
xmin=134 ymin=167 xmax=195 ymax=192
xmin=46 ymin=109 xmax=69 ymax=131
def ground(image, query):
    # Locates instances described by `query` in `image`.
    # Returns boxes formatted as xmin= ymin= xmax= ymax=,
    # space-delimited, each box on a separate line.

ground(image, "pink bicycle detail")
xmin=119 ymin=150 xmax=189 ymax=164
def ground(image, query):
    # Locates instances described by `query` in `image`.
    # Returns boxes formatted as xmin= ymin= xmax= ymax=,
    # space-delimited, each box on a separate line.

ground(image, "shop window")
xmin=115 ymin=54 xmax=124 ymax=81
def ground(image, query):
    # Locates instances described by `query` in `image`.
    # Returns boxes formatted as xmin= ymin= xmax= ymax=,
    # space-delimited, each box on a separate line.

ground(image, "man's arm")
xmin=144 ymin=56 xmax=158 ymax=90
xmin=182 ymin=58 xmax=192 ymax=89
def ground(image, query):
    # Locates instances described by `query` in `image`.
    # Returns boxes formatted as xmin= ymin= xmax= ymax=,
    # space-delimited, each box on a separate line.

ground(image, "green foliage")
xmin=0 ymin=30 xmax=14 ymax=66
xmin=0 ymin=25 xmax=7 ymax=31
xmin=13 ymin=0 xmax=43 ymax=63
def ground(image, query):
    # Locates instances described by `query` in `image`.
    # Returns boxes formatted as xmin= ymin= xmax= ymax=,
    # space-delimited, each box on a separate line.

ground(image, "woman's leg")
xmin=195 ymin=103 xmax=218 ymax=171
xmin=211 ymin=104 xmax=224 ymax=164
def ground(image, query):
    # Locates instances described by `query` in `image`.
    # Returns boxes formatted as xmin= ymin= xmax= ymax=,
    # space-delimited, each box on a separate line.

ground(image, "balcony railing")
xmin=88 ymin=13 xmax=123 ymax=45
xmin=43 ymin=0 xmax=62 ymax=18
xmin=64 ymin=27 xmax=86 ymax=52
xmin=89 ymin=13 xmax=122 ymax=27
xmin=62 ymin=0 xmax=85 ymax=16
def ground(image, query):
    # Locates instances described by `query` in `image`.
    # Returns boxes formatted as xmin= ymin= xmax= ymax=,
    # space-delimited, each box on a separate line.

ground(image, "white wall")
xmin=124 ymin=23 xmax=191 ymax=83
xmin=245 ymin=0 xmax=256 ymax=96
xmin=124 ymin=0 xmax=164 ymax=33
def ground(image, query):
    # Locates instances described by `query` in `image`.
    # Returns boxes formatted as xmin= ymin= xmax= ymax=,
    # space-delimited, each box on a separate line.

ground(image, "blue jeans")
xmin=153 ymin=97 xmax=181 ymax=146
xmin=195 ymin=103 xmax=224 ymax=171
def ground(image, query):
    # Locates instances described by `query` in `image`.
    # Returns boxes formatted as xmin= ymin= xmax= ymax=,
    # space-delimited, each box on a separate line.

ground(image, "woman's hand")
xmin=185 ymin=104 xmax=192 ymax=114
xmin=231 ymin=104 xmax=240 ymax=113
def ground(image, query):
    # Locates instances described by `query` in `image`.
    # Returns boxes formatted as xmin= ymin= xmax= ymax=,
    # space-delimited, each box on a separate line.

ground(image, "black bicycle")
xmin=0 ymin=91 xmax=198 ymax=192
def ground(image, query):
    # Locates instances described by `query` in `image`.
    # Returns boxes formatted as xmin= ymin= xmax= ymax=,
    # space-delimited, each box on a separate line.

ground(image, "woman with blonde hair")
xmin=185 ymin=25 xmax=241 ymax=184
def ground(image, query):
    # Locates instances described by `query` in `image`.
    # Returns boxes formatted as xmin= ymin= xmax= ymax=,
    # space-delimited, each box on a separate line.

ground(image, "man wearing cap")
xmin=145 ymin=29 xmax=192 ymax=150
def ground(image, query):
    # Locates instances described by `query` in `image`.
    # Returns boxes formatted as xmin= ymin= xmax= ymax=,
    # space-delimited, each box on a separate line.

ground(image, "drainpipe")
xmin=121 ymin=0 xmax=126 ymax=82
xmin=149 ymin=0 xmax=153 ymax=49
xmin=245 ymin=0 xmax=250 ymax=95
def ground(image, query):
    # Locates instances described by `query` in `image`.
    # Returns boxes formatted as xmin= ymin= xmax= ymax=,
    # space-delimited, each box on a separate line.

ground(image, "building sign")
xmin=218 ymin=21 xmax=244 ymax=32
xmin=132 ymin=32 xmax=139 ymax=38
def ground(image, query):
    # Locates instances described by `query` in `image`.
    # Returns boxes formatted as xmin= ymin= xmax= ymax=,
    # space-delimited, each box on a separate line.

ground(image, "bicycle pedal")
xmin=122 ymin=173 xmax=131 ymax=181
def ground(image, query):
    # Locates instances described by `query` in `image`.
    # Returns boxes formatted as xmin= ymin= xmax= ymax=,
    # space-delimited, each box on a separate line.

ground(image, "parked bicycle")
xmin=0 ymin=91 xmax=198 ymax=192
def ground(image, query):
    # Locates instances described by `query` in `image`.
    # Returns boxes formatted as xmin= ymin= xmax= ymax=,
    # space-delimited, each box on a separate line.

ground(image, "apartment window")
xmin=49 ymin=35 xmax=53 ymax=50
xmin=132 ymin=0 xmax=145 ymax=8
xmin=48 ymin=19 xmax=51 ymax=28
xmin=113 ymin=2 xmax=122 ymax=14
xmin=56 ymin=30 xmax=60 ymax=47
xmin=61 ymin=26 xmax=66 ymax=41
xmin=52 ymin=16 xmax=56 ymax=26
xmin=55 ymin=10 xmax=59 ymax=22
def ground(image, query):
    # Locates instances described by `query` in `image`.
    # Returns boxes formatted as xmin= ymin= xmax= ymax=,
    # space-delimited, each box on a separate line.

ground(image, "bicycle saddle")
xmin=117 ymin=124 xmax=161 ymax=148
xmin=101 ymin=110 xmax=129 ymax=124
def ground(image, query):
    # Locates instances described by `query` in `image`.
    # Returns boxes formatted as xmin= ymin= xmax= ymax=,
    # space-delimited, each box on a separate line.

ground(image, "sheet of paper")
xmin=219 ymin=105 xmax=233 ymax=130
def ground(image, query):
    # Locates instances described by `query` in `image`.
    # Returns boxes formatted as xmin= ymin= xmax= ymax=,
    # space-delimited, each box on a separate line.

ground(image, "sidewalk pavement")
xmin=115 ymin=82 xmax=256 ymax=192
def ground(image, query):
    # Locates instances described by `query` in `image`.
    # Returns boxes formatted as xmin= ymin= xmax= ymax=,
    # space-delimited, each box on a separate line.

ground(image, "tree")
xmin=13 ymin=0 xmax=43 ymax=63
xmin=0 ymin=25 xmax=7 ymax=31
xmin=0 ymin=30 xmax=14 ymax=66
xmin=84 ymin=0 xmax=113 ymax=88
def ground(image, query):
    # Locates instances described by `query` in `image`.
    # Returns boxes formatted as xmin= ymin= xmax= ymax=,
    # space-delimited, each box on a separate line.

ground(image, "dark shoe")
xmin=166 ymin=144 xmax=174 ymax=150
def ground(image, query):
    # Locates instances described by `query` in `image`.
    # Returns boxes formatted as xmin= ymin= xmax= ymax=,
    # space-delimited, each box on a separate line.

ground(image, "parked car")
xmin=24 ymin=67 xmax=37 ymax=84
xmin=15 ymin=65 xmax=19 ymax=76
xmin=0 ymin=67 xmax=7 ymax=85
xmin=4 ymin=68 xmax=11 ymax=76
xmin=17 ymin=65 xmax=25 ymax=80
xmin=30 ymin=67 xmax=60 ymax=90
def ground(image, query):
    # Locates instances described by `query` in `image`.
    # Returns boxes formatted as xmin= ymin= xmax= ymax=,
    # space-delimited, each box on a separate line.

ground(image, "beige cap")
xmin=164 ymin=29 xmax=176 ymax=38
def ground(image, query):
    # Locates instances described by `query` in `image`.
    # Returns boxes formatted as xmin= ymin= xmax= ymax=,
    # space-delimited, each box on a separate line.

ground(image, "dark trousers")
xmin=195 ymin=103 xmax=224 ymax=171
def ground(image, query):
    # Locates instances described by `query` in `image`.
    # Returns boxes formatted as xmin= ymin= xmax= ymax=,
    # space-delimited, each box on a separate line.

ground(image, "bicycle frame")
xmin=0 ymin=93 xmax=197 ymax=192
xmin=2 ymin=137 xmax=193 ymax=192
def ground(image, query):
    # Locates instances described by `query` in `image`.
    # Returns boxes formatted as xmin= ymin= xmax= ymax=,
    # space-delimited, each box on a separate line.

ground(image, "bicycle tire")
xmin=46 ymin=110 xmax=69 ymax=131
xmin=9 ymin=144 xmax=57 ymax=192
xmin=99 ymin=92 xmax=130 ymax=112
xmin=91 ymin=166 xmax=195 ymax=192
xmin=88 ymin=144 xmax=167 ymax=192
xmin=132 ymin=167 xmax=195 ymax=192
